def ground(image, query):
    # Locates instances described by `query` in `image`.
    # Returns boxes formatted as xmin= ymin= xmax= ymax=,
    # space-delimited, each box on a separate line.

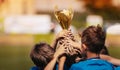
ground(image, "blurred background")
xmin=0 ymin=0 xmax=120 ymax=70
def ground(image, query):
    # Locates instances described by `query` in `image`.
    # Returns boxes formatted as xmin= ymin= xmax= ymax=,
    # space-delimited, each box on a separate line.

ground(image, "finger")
xmin=68 ymin=45 xmax=73 ymax=53
xmin=74 ymin=48 xmax=81 ymax=54
xmin=66 ymin=47 xmax=70 ymax=54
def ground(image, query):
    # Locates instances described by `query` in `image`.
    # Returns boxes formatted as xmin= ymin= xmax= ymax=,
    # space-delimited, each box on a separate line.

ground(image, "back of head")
xmin=81 ymin=25 xmax=106 ymax=54
xmin=30 ymin=42 xmax=54 ymax=69
xmin=100 ymin=45 xmax=109 ymax=55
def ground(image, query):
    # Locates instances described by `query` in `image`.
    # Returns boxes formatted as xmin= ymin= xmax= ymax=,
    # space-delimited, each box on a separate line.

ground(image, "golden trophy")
xmin=54 ymin=8 xmax=73 ymax=30
xmin=54 ymin=8 xmax=81 ymax=56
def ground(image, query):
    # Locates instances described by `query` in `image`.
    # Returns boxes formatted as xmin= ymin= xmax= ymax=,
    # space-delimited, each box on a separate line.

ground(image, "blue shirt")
xmin=69 ymin=58 xmax=114 ymax=70
xmin=115 ymin=66 xmax=120 ymax=70
xmin=30 ymin=66 xmax=39 ymax=70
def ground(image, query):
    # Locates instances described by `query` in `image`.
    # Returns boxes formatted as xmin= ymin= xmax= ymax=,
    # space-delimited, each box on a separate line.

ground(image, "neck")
xmin=86 ymin=51 xmax=99 ymax=59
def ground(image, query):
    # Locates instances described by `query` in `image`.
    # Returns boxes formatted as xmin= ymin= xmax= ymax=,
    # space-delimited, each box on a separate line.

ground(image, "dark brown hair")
xmin=100 ymin=45 xmax=109 ymax=55
xmin=30 ymin=42 xmax=55 ymax=69
xmin=81 ymin=25 xmax=106 ymax=54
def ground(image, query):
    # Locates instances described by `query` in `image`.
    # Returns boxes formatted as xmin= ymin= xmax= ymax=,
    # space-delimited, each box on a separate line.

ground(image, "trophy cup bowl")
xmin=54 ymin=9 xmax=73 ymax=30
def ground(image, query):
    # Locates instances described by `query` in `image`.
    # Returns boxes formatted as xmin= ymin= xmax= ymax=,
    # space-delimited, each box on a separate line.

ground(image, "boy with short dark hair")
xmin=30 ymin=41 xmax=67 ymax=70
xmin=30 ymin=42 xmax=55 ymax=70
xmin=69 ymin=25 xmax=114 ymax=70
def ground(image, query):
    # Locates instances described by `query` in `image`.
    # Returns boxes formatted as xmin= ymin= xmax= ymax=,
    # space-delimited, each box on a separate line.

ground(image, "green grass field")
xmin=0 ymin=34 xmax=120 ymax=70
xmin=0 ymin=45 xmax=33 ymax=70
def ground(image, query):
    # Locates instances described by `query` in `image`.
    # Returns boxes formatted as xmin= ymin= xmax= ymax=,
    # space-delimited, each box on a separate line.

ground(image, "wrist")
xmin=53 ymin=53 xmax=59 ymax=59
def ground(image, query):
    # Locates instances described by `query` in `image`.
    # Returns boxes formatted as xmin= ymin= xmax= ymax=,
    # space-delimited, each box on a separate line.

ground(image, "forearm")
xmin=51 ymin=36 xmax=58 ymax=49
xmin=45 ymin=47 xmax=66 ymax=70
xmin=109 ymin=57 xmax=120 ymax=66
xmin=100 ymin=54 xmax=120 ymax=66
xmin=58 ymin=56 xmax=66 ymax=70
xmin=44 ymin=57 xmax=57 ymax=70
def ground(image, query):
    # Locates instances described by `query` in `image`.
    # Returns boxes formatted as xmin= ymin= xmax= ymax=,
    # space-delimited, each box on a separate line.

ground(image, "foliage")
xmin=84 ymin=0 xmax=120 ymax=20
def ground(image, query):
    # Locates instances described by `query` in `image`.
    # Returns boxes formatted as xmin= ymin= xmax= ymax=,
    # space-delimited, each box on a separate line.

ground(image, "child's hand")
xmin=56 ymin=30 xmax=68 ymax=38
xmin=53 ymin=43 xmax=66 ymax=58
xmin=66 ymin=38 xmax=82 ymax=51
xmin=56 ymin=29 xmax=74 ymax=40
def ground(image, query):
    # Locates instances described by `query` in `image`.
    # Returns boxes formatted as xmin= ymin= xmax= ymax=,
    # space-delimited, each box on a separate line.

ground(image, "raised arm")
xmin=100 ymin=54 xmax=120 ymax=66
xmin=44 ymin=44 xmax=66 ymax=70
xmin=58 ymin=56 xmax=66 ymax=70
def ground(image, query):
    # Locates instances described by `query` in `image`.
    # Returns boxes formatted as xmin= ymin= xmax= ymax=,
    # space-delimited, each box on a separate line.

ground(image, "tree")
xmin=84 ymin=0 xmax=120 ymax=20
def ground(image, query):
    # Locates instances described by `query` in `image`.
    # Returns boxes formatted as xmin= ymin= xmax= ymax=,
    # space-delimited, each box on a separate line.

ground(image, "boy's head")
xmin=30 ymin=42 xmax=55 ymax=69
xmin=81 ymin=25 xmax=106 ymax=54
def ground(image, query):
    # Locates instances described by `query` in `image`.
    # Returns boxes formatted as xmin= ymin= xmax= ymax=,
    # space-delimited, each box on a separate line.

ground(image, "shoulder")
xmin=70 ymin=59 xmax=114 ymax=70
xmin=89 ymin=59 xmax=114 ymax=70
xmin=98 ymin=59 xmax=114 ymax=66
xmin=89 ymin=59 xmax=114 ymax=66
xmin=69 ymin=61 xmax=87 ymax=70
xmin=69 ymin=63 xmax=83 ymax=70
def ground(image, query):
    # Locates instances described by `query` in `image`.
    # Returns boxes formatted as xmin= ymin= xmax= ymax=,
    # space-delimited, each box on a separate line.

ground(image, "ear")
xmin=82 ymin=44 xmax=87 ymax=50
